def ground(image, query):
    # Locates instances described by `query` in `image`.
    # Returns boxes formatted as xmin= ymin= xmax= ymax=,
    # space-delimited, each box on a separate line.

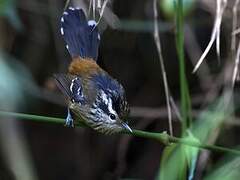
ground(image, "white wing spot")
xmin=98 ymin=34 xmax=100 ymax=40
xmin=63 ymin=11 xmax=68 ymax=15
xmin=88 ymin=20 xmax=97 ymax=26
xmin=66 ymin=45 xmax=69 ymax=50
xmin=60 ymin=27 xmax=64 ymax=35
xmin=77 ymin=86 xmax=83 ymax=97
xmin=70 ymin=78 xmax=75 ymax=93
xmin=70 ymin=78 xmax=82 ymax=97
xmin=61 ymin=17 xmax=64 ymax=22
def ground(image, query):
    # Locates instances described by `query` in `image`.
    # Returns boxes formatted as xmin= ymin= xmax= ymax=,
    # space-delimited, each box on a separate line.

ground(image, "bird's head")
xmin=74 ymin=89 xmax=131 ymax=135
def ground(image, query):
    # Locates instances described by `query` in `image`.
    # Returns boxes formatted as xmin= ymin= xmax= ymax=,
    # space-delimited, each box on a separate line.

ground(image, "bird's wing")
xmin=54 ymin=73 xmax=85 ymax=104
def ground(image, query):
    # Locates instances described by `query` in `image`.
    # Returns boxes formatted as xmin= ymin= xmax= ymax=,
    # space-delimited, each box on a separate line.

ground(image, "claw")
xmin=65 ymin=108 xmax=74 ymax=127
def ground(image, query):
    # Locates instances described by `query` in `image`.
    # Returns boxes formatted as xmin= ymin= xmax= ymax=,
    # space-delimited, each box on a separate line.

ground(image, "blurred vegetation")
xmin=0 ymin=0 xmax=240 ymax=180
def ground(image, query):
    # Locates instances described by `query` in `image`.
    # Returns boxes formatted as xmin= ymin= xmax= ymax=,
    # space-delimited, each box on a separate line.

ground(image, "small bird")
xmin=54 ymin=7 xmax=132 ymax=134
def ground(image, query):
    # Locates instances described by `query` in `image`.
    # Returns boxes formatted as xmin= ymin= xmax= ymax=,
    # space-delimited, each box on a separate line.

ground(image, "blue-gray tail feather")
xmin=60 ymin=8 xmax=100 ymax=61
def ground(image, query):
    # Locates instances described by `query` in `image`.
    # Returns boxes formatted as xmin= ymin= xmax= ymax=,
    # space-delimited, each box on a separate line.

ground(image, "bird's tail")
xmin=60 ymin=7 xmax=100 ymax=61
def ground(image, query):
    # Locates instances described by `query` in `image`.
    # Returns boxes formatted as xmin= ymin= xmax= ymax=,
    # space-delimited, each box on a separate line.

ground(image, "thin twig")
xmin=185 ymin=24 xmax=213 ymax=91
xmin=64 ymin=0 xmax=71 ymax=11
xmin=232 ymin=40 xmax=240 ymax=86
xmin=170 ymin=96 xmax=182 ymax=121
xmin=96 ymin=0 xmax=109 ymax=26
xmin=153 ymin=0 xmax=173 ymax=136
xmin=232 ymin=28 xmax=240 ymax=35
xmin=231 ymin=0 xmax=240 ymax=87
xmin=93 ymin=0 xmax=96 ymax=20
xmin=193 ymin=0 xmax=227 ymax=73
xmin=97 ymin=0 xmax=102 ymax=10
xmin=131 ymin=130 xmax=240 ymax=155
xmin=88 ymin=0 xmax=92 ymax=17
xmin=216 ymin=0 xmax=221 ymax=64
xmin=0 ymin=111 xmax=240 ymax=155
xmin=231 ymin=0 xmax=239 ymax=52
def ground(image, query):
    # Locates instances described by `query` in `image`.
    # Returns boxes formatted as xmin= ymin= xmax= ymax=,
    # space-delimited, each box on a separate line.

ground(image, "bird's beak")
xmin=121 ymin=122 xmax=133 ymax=133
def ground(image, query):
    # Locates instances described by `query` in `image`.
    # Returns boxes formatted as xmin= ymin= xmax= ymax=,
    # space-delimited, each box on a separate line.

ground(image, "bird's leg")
xmin=65 ymin=108 xmax=74 ymax=127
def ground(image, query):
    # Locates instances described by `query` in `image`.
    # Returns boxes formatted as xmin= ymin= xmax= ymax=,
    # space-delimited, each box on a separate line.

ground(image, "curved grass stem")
xmin=0 ymin=110 xmax=240 ymax=155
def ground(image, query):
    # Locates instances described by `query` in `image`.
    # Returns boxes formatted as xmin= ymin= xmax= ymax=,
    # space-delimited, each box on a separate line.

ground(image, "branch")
xmin=0 ymin=111 xmax=240 ymax=155
xmin=153 ymin=0 xmax=173 ymax=136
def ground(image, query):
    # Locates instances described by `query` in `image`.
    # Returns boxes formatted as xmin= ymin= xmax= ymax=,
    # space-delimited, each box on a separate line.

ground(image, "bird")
xmin=54 ymin=7 xmax=132 ymax=135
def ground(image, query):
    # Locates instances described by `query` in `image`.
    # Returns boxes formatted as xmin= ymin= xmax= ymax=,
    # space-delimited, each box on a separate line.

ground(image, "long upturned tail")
xmin=60 ymin=7 xmax=100 ymax=61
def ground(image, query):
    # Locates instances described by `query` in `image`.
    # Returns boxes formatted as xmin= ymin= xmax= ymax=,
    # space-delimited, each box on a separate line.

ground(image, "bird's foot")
xmin=65 ymin=108 xmax=74 ymax=127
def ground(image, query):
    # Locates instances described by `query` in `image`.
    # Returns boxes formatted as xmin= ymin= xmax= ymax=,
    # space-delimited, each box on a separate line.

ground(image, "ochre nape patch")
xmin=68 ymin=57 xmax=103 ymax=76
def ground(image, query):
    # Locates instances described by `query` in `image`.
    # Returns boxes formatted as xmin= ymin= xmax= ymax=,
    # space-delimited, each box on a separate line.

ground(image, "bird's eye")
xmin=109 ymin=113 xmax=116 ymax=120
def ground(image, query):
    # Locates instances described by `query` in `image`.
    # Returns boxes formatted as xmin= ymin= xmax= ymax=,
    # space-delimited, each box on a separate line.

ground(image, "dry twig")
xmin=231 ymin=0 xmax=240 ymax=52
xmin=232 ymin=41 xmax=240 ymax=86
xmin=193 ymin=0 xmax=227 ymax=73
xmin=153 ymin=0 xmax=173 ymax=136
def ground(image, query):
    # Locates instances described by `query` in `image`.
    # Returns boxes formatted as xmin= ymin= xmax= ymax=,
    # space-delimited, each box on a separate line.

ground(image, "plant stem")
xmin=0 ymin=110 xmax=240 ymax=155
xmin=175 ymin=0 xmax=192 ymax=131
xmin=0 ymin=111 xmax=64 ymax=124
xmin=153 ymin=0 xmax=173 ymax=136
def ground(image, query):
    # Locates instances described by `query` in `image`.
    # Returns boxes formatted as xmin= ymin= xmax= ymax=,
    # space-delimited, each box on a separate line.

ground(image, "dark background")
xmin=0 ymin=0 xmax=239 ymax=179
